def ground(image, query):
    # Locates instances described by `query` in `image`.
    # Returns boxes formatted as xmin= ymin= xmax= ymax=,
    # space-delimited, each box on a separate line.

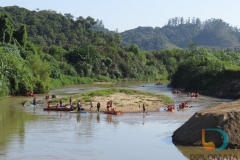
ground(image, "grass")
xmin=226 ymin=66 xmax=240 ymax=71
xmin=60 ymin=88 xmax=174 ymax=105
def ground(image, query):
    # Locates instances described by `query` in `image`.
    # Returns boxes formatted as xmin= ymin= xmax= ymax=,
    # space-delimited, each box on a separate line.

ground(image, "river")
xmin=0 ymin=82 xmax=237 ymax=160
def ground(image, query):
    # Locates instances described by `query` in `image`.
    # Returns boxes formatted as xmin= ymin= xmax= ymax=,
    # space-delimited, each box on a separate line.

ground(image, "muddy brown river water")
xmin=0 ymin=82 xmax=237 ymax=160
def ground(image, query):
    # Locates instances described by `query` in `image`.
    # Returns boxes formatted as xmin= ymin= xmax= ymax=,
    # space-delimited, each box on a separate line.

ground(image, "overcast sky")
xmin=1 ymin=0 xmax=240 ymax=32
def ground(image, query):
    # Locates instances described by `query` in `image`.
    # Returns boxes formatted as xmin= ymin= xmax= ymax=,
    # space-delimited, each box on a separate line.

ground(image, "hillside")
xmin=1 ymin=6 xmax=240 ymax=51
xmin=0 ymin=8 xmax=170 ymax=99
xmin=0 ymin=6 xmax=119 ymax=47
xmin=120 ymin=27 xmax=180 ymax=51
xmin=121 ymin=18 xmax=240 ymax=51
xmin=2 ymin=6 xmax=240 ymax=100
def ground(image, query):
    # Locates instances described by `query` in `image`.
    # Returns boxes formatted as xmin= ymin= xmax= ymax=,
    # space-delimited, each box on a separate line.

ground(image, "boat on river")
xmin=167 ymin=109 xmax=174 ymax=112
xmin=103 ymin=110 xmax=123 ymax=115
xmin=69 ymin=110 xmax=88 ymax=113
xmin=178 ymin=103 xmax=188 ymax=110
xmin=43 ymin=107 xmax=75 ymax=111
xmin=166 ymin=105 xmax=175 ymax=112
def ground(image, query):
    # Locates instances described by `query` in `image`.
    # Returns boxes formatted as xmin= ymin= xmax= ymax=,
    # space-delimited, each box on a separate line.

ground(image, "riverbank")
xmin=49 ymin=88 xmax=174 ymax=113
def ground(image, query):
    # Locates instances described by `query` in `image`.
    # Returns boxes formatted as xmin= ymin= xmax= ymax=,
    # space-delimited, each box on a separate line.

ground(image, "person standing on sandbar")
xmin=97 ymin=102 xmax=101 ymax=112
xmin=90 ymin=101 xmax=94 ymax=111
xmin=77 ymin=100 xmax=81 ymax=111
xmin=142 ymin=103 xmax=146 ymax=114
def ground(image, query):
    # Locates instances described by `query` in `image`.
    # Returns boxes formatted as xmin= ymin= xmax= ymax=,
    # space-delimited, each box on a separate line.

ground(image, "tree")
xmin=13 ymin=25 xmax=27 ymax=47
xmin=0 ymin=14 xmax=14 ymax=44
xmin=26 ymin=54 xmax=52 ymax=93
xmin=64 ymin=13 xmax=74 ymax=20
xmin=48 ymin=45 xmax=67 ymax=60
xmin=125 ymin=44 xmax=140 ymax=55
xmin=187 ymin=40 xmax=197 ymax=52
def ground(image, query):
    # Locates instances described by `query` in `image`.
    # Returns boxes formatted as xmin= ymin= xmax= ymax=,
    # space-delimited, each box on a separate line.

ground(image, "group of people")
xmin=46 ymin=97 xmax=69 ymax=108
xmin=167 ymin=104 xmax=175 ymax=111
xmin=52 ymin=94 xmax=57 ymax=98
xmin=76 ymin=98 xmax=101 ymax=112
xmin=155 ymin=82 xmax=162 ymax=85
xmin=172 ymin=88 xmax=185 ymax=94
xmin=106 ymin=100 xmax=121 ymax=113
xmin=21 ymin=97 xmax=37 ymax=107
xmin=187 ymin=92 xmax=199 ymax=97
xmin=45 ymin=96 xmax=101 ymax=111
xmin=45 ymin=94 xmax=50 ymax=99
xmin=22 ymin=97 xmax=37 ymax=106
xmin=26 ymin=90 xmax=34 ymax=97
xmin=179 ymin=102 xmax=188 ymax=109
xmin=172 ymin=89 xmax=200 ymax=98
xmin=45 ymin=94 xmax=57 ymax=99
xmin=45 ymin=94 xmax=58 ymax=105
xmin=29 ymin=96 xmax=148 ymax=114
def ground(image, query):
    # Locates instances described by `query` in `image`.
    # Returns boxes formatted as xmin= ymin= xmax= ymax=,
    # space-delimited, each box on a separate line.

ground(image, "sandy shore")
xmin=79 ymin=93 xmax=166 ymax=113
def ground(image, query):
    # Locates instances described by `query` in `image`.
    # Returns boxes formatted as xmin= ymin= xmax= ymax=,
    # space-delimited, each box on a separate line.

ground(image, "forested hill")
xmin=2 ymin=5 xmax=240 ymax=99
xmin=0 ymin=6 xmax=169 ymax=98
xmin=1 ymin=6 xmax=240 ymax=51
xmin=121 ymin=17 xmax=240 ymax=51
xmin=0 ymin=6 xmax=118 ymax=47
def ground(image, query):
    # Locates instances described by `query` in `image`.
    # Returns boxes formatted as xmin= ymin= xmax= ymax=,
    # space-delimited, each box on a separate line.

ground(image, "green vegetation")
xmin=0 ymin=9 xmax=168 ymax=99
xmin=155 ymin=45 xmax=240 ymax=97
xmin=121 ymin=17 xmax=240 ymax=51
xmin=2 ymin=6 xmax=240 ymax=52
xmin=78 ymin=88 xmax=173 ymax=105
xmin=49 ymin=88 xmax=173 ymax=105
xmin=1 ymin=6 xmax=240 ymax=99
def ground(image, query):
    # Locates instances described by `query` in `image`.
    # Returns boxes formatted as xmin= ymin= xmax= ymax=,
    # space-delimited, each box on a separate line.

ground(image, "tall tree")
xmin=13 ymin=24 xmax=27 ymax=47
xmin=0 ymin=14 xmax=14 ymax=44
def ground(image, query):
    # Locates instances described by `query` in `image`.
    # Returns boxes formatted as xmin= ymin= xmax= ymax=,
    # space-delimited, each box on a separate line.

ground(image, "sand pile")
xmin=172 ymin=99 xmax=240 ymax=149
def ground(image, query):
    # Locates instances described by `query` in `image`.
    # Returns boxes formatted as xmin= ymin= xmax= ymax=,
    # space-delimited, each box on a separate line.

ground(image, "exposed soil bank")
xmin=172 ymin=99 xmax=240 ymax=149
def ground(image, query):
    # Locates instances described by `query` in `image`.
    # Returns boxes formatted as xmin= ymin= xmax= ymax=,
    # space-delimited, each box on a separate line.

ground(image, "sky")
xmin=1 ymin=0 xmax=240 ymax=32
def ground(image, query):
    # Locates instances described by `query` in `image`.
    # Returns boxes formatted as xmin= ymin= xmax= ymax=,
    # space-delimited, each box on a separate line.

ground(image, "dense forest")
xmin=0 ymin=6 xmax=169 ymax=99
xmin=1 ymin=6 xmax=240 ymax=51
xmin=121 ymin=17 xmax=240 ymax=51
xmin=1 ymin=6 xmax=240 ymax=99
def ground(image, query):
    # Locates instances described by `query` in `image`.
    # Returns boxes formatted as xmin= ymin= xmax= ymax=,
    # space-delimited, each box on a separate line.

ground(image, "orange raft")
xmin=26 ymin=90 xmax=34 ymax=97
xmin=178 ymin=102 xmax=188 ymax=109
xmin=103 ymin=110 xmax=123 ymax=115
xmin=166 ymin=105 xmax=175 ymax=112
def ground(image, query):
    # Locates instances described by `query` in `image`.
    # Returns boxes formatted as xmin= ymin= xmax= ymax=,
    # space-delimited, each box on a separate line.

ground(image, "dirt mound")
xmin=172 ymin=99 xmax=240 ymax=149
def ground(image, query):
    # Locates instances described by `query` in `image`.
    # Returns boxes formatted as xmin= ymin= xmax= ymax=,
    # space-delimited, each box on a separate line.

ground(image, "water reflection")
xmin=106 ymin=114 xmax=112 ymax=124
xmin=0 ymin=97 xmax=41 ymax=152
xmin=76 ymin=113 xmax=81 ymax=123
xmin=89 ymin=113 xmax=93 ymax=122
xmin=142 ymin=114 xmax=145 ymax=125
xmin=97 ymin=113 xmax=100 ymax=123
